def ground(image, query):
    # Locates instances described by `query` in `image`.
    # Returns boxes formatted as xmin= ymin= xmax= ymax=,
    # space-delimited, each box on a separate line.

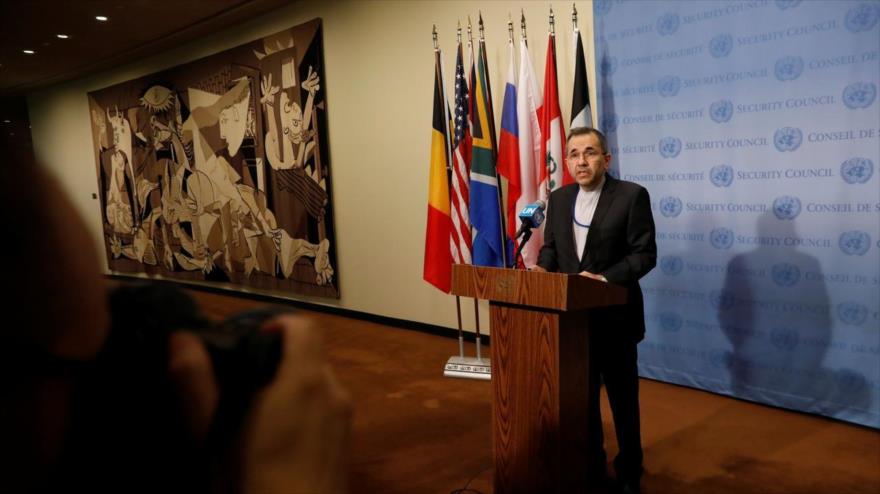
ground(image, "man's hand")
xmin=578 ymin=271 xmax=608 ymax=282
xmin=530 ymin=265 xmax=548 ymax=273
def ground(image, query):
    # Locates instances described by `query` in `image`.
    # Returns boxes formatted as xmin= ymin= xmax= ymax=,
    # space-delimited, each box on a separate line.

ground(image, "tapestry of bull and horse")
xmin=88 ymin=19 xmax=338 ymax=298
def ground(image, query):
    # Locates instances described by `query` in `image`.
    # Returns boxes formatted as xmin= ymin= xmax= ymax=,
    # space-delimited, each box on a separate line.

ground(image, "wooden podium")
xmin=451 ymin=265 xmax=627 ymax=494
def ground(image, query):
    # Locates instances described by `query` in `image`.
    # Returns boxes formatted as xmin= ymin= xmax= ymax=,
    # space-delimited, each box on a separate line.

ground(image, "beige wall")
xmin=27 ymin=0 xmax=597 ymax=333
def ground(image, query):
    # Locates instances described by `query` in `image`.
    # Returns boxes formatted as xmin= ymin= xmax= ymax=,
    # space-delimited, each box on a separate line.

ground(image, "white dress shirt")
xmin=573 ymin=177 xmax=605 ymax=262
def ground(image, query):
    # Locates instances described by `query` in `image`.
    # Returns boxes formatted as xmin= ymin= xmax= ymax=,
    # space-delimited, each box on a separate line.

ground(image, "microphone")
xmin=511 ymin=200 xmax=546 ymax=268
xmin=515 ymin=200 xmax=546 ymax=239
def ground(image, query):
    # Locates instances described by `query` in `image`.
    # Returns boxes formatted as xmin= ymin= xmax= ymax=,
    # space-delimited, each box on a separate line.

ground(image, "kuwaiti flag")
xmin=571 ymin=26 xmax=593 ymax=129
xmin=469 ymin=31 xmax=506 ymax=267
xmin=539 ymin=30 xmax=572 ymax=194
xmin=516 ymin=35 xmax=544 ymax=268
xmin=424 ymin=46 xmax=454 ymax=292
xmin=450 ymin=39 xmax=473 ymax=264
xmin=496 ymin=38 xmax=521 ymax=248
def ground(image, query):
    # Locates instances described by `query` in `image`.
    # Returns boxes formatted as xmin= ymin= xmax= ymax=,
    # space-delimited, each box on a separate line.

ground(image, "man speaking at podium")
xmin=532 ymin=127 xmax=656 ymax=494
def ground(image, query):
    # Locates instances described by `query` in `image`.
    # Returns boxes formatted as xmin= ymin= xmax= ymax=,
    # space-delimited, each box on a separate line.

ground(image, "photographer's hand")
xmin=167 ymin=314 xmax=351 ymax=494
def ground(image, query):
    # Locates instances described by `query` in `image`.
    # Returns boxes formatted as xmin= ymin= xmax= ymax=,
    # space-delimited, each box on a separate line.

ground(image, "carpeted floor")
xmin=188 ymin=286 xmax=879 ymax=494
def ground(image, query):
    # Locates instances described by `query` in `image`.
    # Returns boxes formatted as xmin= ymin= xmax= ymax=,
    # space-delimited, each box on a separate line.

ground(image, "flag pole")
xmin=519 ymin=10 xmax=529 ymax=268
xmin=456 ymin=295 xmax=465 ymax=358
xmin=508 ymin=13 xmax=515 ymax=44
xmin=438 ymin=26 xmax=454 ymax=176
xmin=466 ymin=15 xmax=484 ymax=362
xmin=473 ymin=298 xmax=483 ymax=361
xmin=572 ymin=4 xmax=579 ymax=79
xmin=437 ymin=24 xmax=465 ymax=360
xmin=546 ymin=5 xmax=557 ymax=204
xmin=572 ymin=3 xmax=579 ymax=63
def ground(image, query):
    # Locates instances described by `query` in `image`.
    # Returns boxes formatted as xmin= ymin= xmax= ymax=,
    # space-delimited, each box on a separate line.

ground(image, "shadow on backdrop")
xmin=717 ymin=211 xmax=870 ymax=418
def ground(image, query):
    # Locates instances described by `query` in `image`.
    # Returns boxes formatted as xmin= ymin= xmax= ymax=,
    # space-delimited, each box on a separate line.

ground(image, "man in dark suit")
xmin=532 ymin=127 xmax=656 ymax=494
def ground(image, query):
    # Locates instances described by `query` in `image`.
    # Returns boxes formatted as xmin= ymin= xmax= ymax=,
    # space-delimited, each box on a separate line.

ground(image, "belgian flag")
xmin=424 ymin=47 xmax=454 ymax=292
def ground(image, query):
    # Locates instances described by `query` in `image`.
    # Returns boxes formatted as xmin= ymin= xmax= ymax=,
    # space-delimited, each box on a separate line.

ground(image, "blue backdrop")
xmin=594 ymin=0 xmax=879 ymax=428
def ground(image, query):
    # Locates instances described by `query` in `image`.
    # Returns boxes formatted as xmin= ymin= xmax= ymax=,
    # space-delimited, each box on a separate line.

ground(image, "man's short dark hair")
xmin=567 ymin=127 xmax=608 ymax=154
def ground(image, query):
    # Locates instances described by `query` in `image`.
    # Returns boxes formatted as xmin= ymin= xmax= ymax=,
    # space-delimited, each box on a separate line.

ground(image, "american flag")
xmin=449 ymin=39 xmax=472 ymax=264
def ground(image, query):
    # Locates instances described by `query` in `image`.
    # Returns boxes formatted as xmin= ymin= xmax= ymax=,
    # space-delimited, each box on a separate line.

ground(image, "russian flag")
xmin=496 ymin=39 xmax=521 ymax=246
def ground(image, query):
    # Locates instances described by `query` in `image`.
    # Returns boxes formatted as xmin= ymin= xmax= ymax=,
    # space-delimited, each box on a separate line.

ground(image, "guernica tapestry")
xmin=88 ymin=18 xmax=338 ymax=298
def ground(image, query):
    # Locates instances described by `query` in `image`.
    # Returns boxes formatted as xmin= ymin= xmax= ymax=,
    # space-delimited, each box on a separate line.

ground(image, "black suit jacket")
xmin=537 ymin=176 xmax=657 ymax=341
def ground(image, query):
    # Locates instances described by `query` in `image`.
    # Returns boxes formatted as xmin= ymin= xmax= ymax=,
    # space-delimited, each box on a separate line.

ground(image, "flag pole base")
xmin=443 ymin=356 xmax=491 ymax=380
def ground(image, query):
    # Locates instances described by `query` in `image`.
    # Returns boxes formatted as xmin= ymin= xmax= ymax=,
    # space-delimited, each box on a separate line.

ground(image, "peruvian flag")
xmin=539 ymin=31 xmax=571 ymax=195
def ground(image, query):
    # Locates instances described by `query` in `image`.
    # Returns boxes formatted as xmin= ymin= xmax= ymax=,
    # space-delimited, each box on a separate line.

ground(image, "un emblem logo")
xmin=594 ymin=0 xmax=613 ymax=16
xmin=840 ymin=157 xmax=874 ymax=184
xmin=843 ymin=82 xmax=877 ymax=109
xmin=837 ymin=302 xmax=868 ymax=326
xmin=710 ymin=228 xmax=734 ymax=250
xmin=709 ymin=164 xmax=734 ymax=187
xmin=656 ymin=13 xmax=680 ymax=36
xmin=709 ymin=290 xmax=735 ymax=311
xmin=657 ymin=75 xmax=681 ymax=97
xmin=772 ymin=196 xmax=802 ymax=220
xmin=658 ymin=137 xmax=682 ymax=158
xmin=776 ymin=0 xmax=802 ymax=9
xmin=659 ymin=311 xmax=682 ymax=332
xmin=773 ymin=127 xmax=803 ymax=152
xmin=770 ymin=328 xmax=799 ymax=351
xmin=602 ymin=113 xmax=619 ymax=133
xmin=601 ymin=55 xmax=618 ymax=76
xmin=709 ymin=100 xmax=734 ymax=123
xmin=774 ymin=56 xmax=804 ymax=82
xmin=659 ymin=255 xmax=684 ymax=275
xmin=838 ymin=230 xmax=871 ymax=256
xmin=709 ymin=33 xmax=733 ymax=58
xmin=771 ymin=262 xmax=801 ymax=287
xmin=845 ymin=3 xmax=879 ymax=32
xmin=659 ymin=196 xmax=683 ymax=217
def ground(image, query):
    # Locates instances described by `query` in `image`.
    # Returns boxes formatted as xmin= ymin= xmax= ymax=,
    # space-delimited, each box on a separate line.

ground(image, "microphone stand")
xmin=511 ymin=229 xmax=532 ymax=268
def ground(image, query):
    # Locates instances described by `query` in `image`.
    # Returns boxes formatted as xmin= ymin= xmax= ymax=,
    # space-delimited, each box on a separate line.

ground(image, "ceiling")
xmin=0 ymin=0 xmax=293 ymax=137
